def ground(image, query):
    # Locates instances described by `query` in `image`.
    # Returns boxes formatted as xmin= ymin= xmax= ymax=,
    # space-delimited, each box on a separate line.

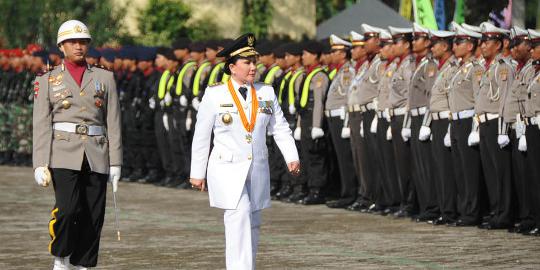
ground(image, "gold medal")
xmin=62 ymin=100 xmax=71 ymax=109
xmin=387 ymin=71 xmax=393 ymax=77
xmin=222 ymin=112 xmax=232 ymax=125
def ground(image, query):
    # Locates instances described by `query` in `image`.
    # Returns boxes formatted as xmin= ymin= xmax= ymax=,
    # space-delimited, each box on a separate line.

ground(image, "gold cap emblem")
xmin=75 ymin=25 xmax=83 ymax=33
xmin=248 ymin=36 xmax=255 ymax=47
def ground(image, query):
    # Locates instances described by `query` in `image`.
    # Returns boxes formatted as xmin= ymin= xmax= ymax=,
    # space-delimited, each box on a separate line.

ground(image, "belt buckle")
xmin=75 ymin=124 xmax=89 ymax=135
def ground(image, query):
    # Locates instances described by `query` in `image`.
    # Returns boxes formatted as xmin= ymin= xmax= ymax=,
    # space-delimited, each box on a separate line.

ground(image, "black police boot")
xmin=300 ymin=188 xmax=325 ymax=205
xmin=275 ymin=184 xmax=293 ymax=200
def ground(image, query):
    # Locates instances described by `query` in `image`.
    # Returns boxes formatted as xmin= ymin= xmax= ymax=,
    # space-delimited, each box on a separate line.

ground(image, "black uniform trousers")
xmin=410 ymin=115 xmax=439 ymax=218
xmin=450 ymin=117 xmax=482 ymax=223
xmin=299 ymin=111 xmax=329 ymax=190
xmin=140 ymin=107 xmax=161 ymax=174
xmin=326 ymin=115 xmax=357 ymax=200
xmin=511 ymin=129 xmax=534 ymax=227
xmin=48 ymin=156 xmax=107 ymax=267
xmin=154 ymin=110 xmax=174 ymax=178
xmin=391 ymin=115 xmax=417 ymax=212
xmin=431 ymin=119 xmax=458 ymax=220
xmin=526 ymin=124 xmax=540 ymax=226
xmin=360 ymin=110 xmax=382 ymax=204
xmin=349 ymin=111 xmax=369 ymax=205
xmin=169 ymin=108 xmax=189 ymax=179
xmin=479 ymin=119 xmax=512 ymax=226
xmin=375 ymin=116 xmax=401 ymax=207
xmin=268 ymin=136 xmax=287 ymax=188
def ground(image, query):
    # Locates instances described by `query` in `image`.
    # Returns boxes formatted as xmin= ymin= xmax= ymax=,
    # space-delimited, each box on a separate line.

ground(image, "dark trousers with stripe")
xmin=431 ymin=119 xmax=458 ymax=220
xmin=49 ymin=156 xmax=107 ymax=267
xmin=450 ymin=118 xmax=482 ymax=223
xmin=326 ymin=115 xmax=357 ymax=200
xmin=154 ymin=110 xmax=174 ymax=178
xmin=513 ymin=128 xmax=535 ymax=227
xmin=479 ymin=119 xmax=513 ymax=225
xmin=391 ymin=115 xmax=417 ymax=212
xmin=526 ymin=125 xmax=540 ymax=227
xmin=349 ymin=111 xmax=368 ymax=204
xmin=375 ymin=116 xmax=401 ymax=207
xmin=359 ymin=110 xmax=382 ymax=204
xmin=299 ymin=111 xmax=329 ymax=190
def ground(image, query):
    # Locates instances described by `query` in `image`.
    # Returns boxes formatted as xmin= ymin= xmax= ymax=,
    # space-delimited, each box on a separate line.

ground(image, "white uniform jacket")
xmin=191 ymin=80 xmax=299 ymax=210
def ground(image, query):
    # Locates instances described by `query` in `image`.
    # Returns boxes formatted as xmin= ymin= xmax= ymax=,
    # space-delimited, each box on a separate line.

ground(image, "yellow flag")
xmin=400 ymin=0 xmax=413 ymax=20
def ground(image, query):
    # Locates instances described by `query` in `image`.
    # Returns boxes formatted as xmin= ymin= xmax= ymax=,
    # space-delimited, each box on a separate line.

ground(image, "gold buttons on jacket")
xmin=80 ymin=91 xmax=86 ymax=96
xmin=248 ymin=154 xmax=252 ymax=160
xmin=62 ymin=100 xmax=71 ymax=109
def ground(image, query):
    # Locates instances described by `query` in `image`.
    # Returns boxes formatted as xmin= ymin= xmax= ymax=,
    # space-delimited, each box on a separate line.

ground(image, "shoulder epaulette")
xmin=208 ymin=81 xmax=224 ymax=87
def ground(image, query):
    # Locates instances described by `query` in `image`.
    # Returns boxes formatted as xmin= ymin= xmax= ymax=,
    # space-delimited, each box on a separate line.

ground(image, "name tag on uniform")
xmin=52 ymin=84 xmax=66 ymax=92
xmin=220 ymin=103 xmax=234 ymax=107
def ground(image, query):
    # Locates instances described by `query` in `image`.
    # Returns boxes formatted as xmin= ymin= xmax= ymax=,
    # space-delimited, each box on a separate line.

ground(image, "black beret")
xmin=189 ymin=42 xmax=206 ymax=53
xmin=172 ymin=38 xmax=191 ymax=50
xmin=283 ymin=42 xmax=302 ymax=56
xmin=137 ymin=47 xmax=156 ymax=61
xmin=87 ymin=47 xmax=101 ymax=59
xmin=101 ymin=48 xmax=116 ymax=62
xmin=33 ymin=50 xmax=49 ymax=63
xmin=303 ymin=40 xmax=323 ymax=55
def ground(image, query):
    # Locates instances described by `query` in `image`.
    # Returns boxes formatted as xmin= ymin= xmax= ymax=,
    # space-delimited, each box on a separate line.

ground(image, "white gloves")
xmin=164 ymin=92 xmax=172 ymax=106
xmin=497 ymin=134 xmax=510 ymax=149
xmin=311 ymin=127 xmax=324 ymax=140
xmin=341 ymin=127 xmax=350 ymax=139
xmin=34 ymin=167 xmax=51 ymax=187
xmin=186 ymin=115 xmax=192 ymax=131
xmin=294 ymin=127 xmax=301 ymax=141
xmin=109 ymin=166 xmax=121 ymax=193
xmin=179 ymin=95 xmax=188 ymax=107
xmin=386 ymin=126 xmax=392 ymax=141
xmin=401 ymin=128 xmax=411 ymax=142
xmin=289 ymin=105 xmax=296 ymax=115
xmin=192 ymin=97 xmax=201 ymax=111
xmin=163 ymin=113 xmax=169 ymax=131
xmin=444 ymin=132 xmax=451 ymax=147
xmin=360 ymin=121 xmax=364 ymax=138
xmin=518 ymin=135 xmax=527 ymax=152
xmin=468 ymin=131 xmax=480 ymax=146
xmin=370 ymin=116 xmax=378 ymax=134
xmin=419 ymin=126 xmax=431 ymax=141
xmin=148 ymin=97 xmax=156 ymax=109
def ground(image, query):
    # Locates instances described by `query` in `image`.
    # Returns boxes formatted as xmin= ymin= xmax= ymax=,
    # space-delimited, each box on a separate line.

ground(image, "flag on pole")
xmin=434 ymin=0 xmax=446 ymax=30
xmin=453 ymin=0 xmax=465 ymax=24
xmin=400 ymin=0 xmax=413 ymax=20
xmin=413 ymin=0 xmax=438 ymax=30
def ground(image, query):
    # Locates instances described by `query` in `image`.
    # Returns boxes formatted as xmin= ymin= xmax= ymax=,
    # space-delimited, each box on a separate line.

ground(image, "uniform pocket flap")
xmin=214 ymin=148 xmax=234 ymax=162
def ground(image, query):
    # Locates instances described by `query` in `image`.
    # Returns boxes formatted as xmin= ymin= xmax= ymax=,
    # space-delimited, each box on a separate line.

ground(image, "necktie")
xmin=239 ymin=86 xmax=248 ymax=100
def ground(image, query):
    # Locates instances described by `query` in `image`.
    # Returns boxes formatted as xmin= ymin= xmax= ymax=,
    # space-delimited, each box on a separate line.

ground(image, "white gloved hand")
xmin=370 ymin=116 xmax=378 ymax=134
xmin=311 ymin=127 xmax=324 ymax=140
xmin=148 ymin=97 xmax=156 ymax=109
xmin=163 ymin=114 xmax=169 ymax=131
xmin=386 ymin=126 xmax=392 ymax=141
xmin=360 ymin=121 xmax=364 ymax=138
xmin=341 ymin=127 xmax=350 ymax=139
xmin=468 ymin=131 xmax=480 ymax=146
xmin=293 ymin=127 xmax=301 ymax=141
xmin=108 ymin=166 xmax=121 ymax=193
xmin=418 ymin=126 xmax=431 ymax=141
xmin=518 ymin=135 xmax=527 ymax=152
xmin=192 ymin=97 xmax=201 ymax=111
xmin=444 ymin=132 xmax=451 ymax=147
xmin=34 ymin=167 xmax=50 ymax=187
xmin=289 ymin=105 xmax=296 ymax=115
xmin=497 ymin=134 xmax=510 ymax=149
xmin=401 ymin=128 xmax=411 ymax=142
xmin=164 ymin=92 xmax=172 ymax=106
xmin=179 ymin=95 xmax=188 ymax=107
xmin=186 ymin=115 xmax=192 ymax=131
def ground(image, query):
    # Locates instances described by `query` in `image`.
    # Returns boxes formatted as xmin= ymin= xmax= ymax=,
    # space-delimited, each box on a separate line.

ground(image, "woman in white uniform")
xmin=189 ymin=33 xmax=300 ymax=270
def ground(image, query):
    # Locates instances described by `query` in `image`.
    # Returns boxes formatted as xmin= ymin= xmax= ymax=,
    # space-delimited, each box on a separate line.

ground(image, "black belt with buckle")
xmin=75 ymin=124 xmax=89 ymax=135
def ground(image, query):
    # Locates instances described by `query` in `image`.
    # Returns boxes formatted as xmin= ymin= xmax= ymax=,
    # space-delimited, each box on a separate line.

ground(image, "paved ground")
xmin=1 ymin=165 xmax=539 ymax=269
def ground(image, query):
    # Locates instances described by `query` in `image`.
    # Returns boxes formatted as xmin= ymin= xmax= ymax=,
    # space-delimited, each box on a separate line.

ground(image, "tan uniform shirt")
xmin=501 ymin=60 xmax=531 ymax=123
xmin=376 ymin=59 xmax=396 ymax=111
xmin=32 ymin=63 xmax=122 ymax=174
xmin=326 ymin=61 xmax=354 ymax=110
xmin=409 ymin=55 xmax=437 ymax=109
xmin=429 ymin=56 xmax=458 ymax=112
xmin=525 ymin=64 xmax=540 ymax=117
xmin=356 ymin=55 xmax=383 ymax=106
xmin=389 ymin=54 xmax=415 ymax=109
xmin=474 ymin=54 xmax=512 ymax=115
xmin=347 ymin=60 xmax=370 ymax=106
xmin=448 ymin=58 xmax=480 ymax=113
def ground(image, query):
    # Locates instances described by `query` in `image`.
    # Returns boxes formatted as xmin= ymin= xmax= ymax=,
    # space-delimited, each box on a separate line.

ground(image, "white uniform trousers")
xmin=224 ymin=179 xmax=262 ymax=270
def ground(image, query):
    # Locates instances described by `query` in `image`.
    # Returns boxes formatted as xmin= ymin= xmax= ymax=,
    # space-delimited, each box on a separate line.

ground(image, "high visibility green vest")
xmin=221 ymin=73 xmax=230 ymax=83
xmin=207 ymin=62 xmax=225 ymax=86
xmin=175 ymin=61 xmax=196 ymax=96
xmin=300 ymin=67 xmax=324 ymax=108
xmin=158 ymin=70 xmax=174 ymax=100
xmin=278 ymin=71 xmax=293 ymax=105
xmin=328 ymin=68 xmax=338 ymax=80
xmin=263 ymin=65 xmax=281 ymax=84
xmin=192 ymin=61 xmax=211 ymax=97
xmin=288 ymin=69 xmax=304 ymax=107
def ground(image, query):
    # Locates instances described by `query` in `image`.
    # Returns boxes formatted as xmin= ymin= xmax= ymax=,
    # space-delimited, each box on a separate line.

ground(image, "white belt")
xmin=359 ymin=102 xmax=376 ymax=113
xmin=325 ymin=108 xmax=344 ymax=118
xmin=348 ymin=104 xmax=362 ymax=112
xmin=451 ymin=109 xmax=475 ymax=121
xmin=410 ymin=106 xmax=427 ymax=117
xmin=431 ymin=111 xmax=451 ymax=120
xmin=529 ymin=115 xmax=540 ymax=125
xmin=390 ymin=107 xmax=407 ymax=116
xmin=53 ymin=122 xmax=105 ymax=136
xmin=478 ymin=113 xmax=499 ymax=123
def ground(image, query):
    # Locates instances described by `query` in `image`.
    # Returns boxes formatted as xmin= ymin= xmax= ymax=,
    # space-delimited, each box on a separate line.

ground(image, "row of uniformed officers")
xmin=85 ymin=21 xmax=540 ymax=237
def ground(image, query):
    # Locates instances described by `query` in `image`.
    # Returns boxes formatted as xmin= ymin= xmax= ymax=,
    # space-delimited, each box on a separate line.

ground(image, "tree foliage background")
xmin=0 ymin=0 xmax=126 ymax=48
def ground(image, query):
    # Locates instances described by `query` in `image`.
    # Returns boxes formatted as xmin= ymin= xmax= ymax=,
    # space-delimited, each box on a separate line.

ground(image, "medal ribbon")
xmin=227 ymin=79 xmax=258 ymax=132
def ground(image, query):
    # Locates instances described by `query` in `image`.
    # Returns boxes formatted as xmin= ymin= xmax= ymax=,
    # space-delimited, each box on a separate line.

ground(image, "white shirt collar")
xmin=230 ymin=77 xmax=251 ymax=101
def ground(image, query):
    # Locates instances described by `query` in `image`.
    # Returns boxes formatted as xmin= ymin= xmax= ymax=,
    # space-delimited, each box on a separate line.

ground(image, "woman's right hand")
xmin=190 ymin=178 xmax=206 ymax=191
